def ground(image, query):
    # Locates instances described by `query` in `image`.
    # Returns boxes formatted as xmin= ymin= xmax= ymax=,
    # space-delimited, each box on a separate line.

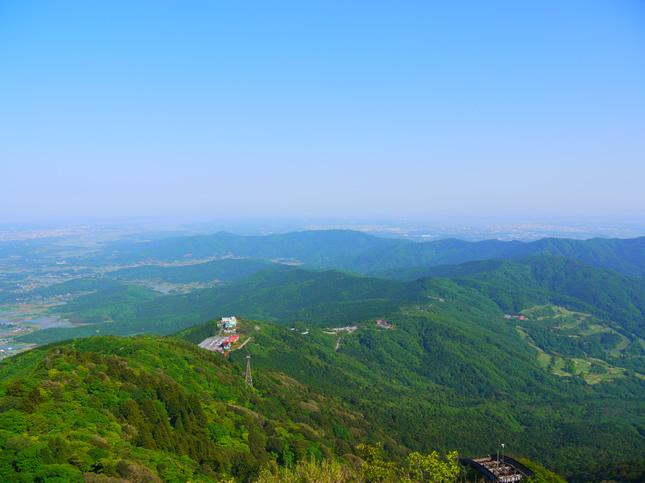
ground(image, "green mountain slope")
xmin=0 ymin=335 xmax=396 ymax=482
xmin=57 ymin=284 xmax=161 ymax=324
xmin=176 ymin=311 xmax=645 ymax=478
xmin=135 ymin=269 xmax=432 ymax=327
xmin=377 ymin=255 xmax=645 ymax=339
xmin=17 ymin=269 xmax=434 ymax=345
xmin=110 ymin=258 xmax=295 ymax=284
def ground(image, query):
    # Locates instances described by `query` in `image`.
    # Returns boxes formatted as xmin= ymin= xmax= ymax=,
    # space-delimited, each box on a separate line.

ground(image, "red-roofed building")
xmin=222 ymin=335 xmax=240 ymax=351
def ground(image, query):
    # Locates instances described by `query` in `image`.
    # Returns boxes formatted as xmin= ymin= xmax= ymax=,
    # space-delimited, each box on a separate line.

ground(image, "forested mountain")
xmin=375 ymin=255 xmax=645 ymax=338
xmin=0 ymin=335 xmax=409 ymax=482
xmin=134 ymin=269 xmax=434 ymax=327
xmin=175 ymin=312 xmax=645 ymax=479
xmin=85 ymin=230 xmax=645 ymax=278
xmin=17 ymin=269 xmax=431 ymax=344
xmin=357 ymin=235 xmax=645 ymax=277
xmin=19 ymin=255 xmax=645 ymax=346
xmin=3 ymin=230 xmax=645 ymax=481
xmin=0 ymin=331 xmax=576 ymax=482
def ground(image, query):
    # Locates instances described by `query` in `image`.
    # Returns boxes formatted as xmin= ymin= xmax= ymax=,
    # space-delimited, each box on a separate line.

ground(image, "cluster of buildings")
xmin=221 ymin=334 xmax=239 ymax=351
xmin=197 ymin=316 xmax=241 ymax=353
xmin=376 ymin=319 xmax=393 ymax=329
xmin=222 ymin=316 xmax=237 ymax=331
xmin=504 ymin=315 xmax=526 ymax=321
xmin=220 ymin=317 xmax=239 ymax=350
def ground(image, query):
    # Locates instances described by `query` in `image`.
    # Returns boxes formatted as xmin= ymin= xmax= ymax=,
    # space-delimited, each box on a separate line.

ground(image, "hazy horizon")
xmin=2 ymin=1 xmax=644 ymax=221
xmin=2 ymin=213 xmax=645 ymax=243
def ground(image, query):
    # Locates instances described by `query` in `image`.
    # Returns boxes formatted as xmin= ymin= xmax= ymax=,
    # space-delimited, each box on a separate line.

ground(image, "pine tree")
xmin=22 ymin=387 xmax=46 ymax=413
xmin=5 ymin=380 xmax=25 ymax=397
xmin=141 ymin=398 xmax=161 ymax=424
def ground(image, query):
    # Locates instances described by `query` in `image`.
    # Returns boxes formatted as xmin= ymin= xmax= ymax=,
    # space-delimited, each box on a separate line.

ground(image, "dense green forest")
xmin=377 ymin=255 xmax=645 ymax=338
xmin=0 ymin=335 xmax=406 ymax=482
xmin=175 ymin=309 xmax=645 ymax=480
xmin=0 ymin=334 xmax=572 ymax=482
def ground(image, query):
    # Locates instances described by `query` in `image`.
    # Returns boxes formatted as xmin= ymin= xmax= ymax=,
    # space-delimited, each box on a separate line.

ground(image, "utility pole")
xmin=245 ymin=355 xmax=253 ymax=388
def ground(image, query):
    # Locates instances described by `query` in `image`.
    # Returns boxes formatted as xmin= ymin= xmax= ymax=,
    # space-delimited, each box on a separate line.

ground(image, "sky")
xmin=2 ymin=1 xmax=644 ymax=223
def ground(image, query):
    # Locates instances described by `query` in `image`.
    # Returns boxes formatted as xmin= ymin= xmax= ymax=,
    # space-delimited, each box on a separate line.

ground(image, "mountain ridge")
xmin=84 ymin=230 xmax=645 ymax=278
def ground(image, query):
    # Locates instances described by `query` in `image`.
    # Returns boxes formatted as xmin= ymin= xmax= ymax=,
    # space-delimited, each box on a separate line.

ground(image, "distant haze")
xmin=1 ymin=1 xmax=644 ymax=221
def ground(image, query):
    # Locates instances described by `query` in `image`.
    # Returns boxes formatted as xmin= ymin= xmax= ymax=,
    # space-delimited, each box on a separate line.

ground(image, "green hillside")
xmin=377 ymin=255 xmax=645 ymax=339
xmin=111 ymin=258 xmax=295 ymax=284
xmin=17 ymin=269 xmax=432 ymax=344
xmin=136 ymin=269 xmax=433 ymax=326
xmin=0 ymin=335 xmax=403 ymax=482
xmin=176 ymin=312 xmax=645 ymax=479
xmin=55 ymin=284 xmax=161 ymax=324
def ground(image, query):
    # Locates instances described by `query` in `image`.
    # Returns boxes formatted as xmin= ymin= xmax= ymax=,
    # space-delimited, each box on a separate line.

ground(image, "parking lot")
xmin=198 ymin=335 xmax=228 ymax=351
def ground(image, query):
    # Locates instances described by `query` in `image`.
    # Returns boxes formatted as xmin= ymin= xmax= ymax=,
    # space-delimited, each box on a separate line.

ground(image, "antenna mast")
xmin=245 ymin=356 xmax=253 ymax=388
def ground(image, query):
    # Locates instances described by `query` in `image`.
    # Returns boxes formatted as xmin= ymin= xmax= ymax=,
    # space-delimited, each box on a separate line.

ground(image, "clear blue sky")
xmin=2 ymin=1 xmax=644 ymax=222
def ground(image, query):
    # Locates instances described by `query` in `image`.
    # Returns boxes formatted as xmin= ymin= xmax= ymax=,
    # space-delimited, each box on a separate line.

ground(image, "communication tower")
xmin=245 ymin=356 xmax=253 ymax=388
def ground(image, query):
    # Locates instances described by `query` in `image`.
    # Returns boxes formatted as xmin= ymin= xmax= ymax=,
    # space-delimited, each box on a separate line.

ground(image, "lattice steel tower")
xmin=245 ymin=356 xmax=253 ymax=388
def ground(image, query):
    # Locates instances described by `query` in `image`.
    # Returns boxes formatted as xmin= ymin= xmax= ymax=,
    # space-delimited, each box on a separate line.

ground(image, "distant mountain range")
xmin=87 ymin=230 xmax=645 ymax=278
